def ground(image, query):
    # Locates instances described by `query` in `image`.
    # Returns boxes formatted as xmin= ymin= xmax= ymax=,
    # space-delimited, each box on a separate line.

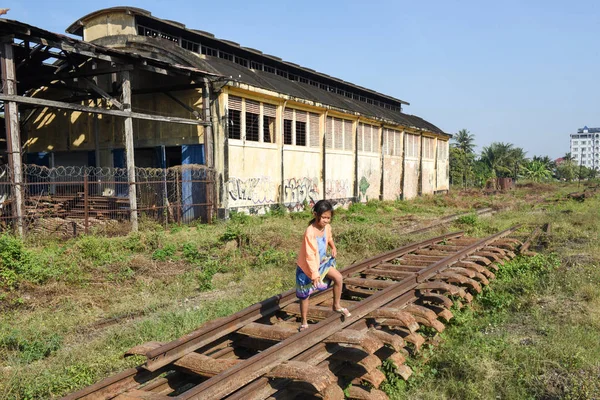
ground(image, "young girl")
xmin=296 ymin=200 xmax=351 ymax=332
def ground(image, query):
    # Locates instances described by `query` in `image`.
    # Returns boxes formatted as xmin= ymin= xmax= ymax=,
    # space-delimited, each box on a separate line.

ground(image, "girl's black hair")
xmin=309 ymin=200 xmax=334 ymax=225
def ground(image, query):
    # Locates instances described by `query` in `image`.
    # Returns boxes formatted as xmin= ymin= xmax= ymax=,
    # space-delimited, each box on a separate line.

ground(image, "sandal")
xmin=333 ymin=307 xmax=352 ymax=318
xmin=298 ymin=324 xmax=310 ymax=332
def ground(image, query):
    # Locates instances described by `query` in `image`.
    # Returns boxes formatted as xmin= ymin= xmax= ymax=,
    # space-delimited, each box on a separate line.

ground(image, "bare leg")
xmin=299 ymin=297 xmax=309 ymax=326
xmin=326 ymin=268 xmax=343 ymax=310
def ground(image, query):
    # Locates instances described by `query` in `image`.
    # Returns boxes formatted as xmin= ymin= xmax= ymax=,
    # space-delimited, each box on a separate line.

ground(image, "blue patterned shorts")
xmin=295 ymin=256 xmax=336 ymax=300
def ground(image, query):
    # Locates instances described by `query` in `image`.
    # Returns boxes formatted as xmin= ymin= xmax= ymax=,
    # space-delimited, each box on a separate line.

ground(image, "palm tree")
xmin=563 ymin=152 xmax=574 ymax=162
xmin=452 ymin=129 xmax=475 ymax=154
xmin=480 ymin=142 xmax=514 ymax=178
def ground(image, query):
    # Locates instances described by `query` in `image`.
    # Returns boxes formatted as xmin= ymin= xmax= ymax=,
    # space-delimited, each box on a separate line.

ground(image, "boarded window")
xmin=325 ymin=116 xmax=333 ymax=149
xmin=245 ymin=100 xmax=260 ymax=142
xmin=382 ymin=129 xmax=390 ymax=155
xmin=334 ymin=118 xmax=343 ymax=149
xmin=309 ymin=113 xmax=320 ymax=147
xmin=228 ymin=95 xmax=242 ymax=111
xmin=284 ymin=109 xmax=293 ymax=145
xmin=344 ymin=120 xmax=353 ymax=151
xmin=405 ymin=134 xmax=420 ymax=158
xmin=423 ymin=137 xmax=435 ymax=159
xmin=394 ymin=131 xmax=402 ymax=156
xmin=437 ymin=140 xmax=448 ymax=160
xmin=364 ymin=124 xmax=373 ymax=152
xmin=263 ymin=103 xmax=276 ymax=143
xmin=357 ymin=123 xmax=364 ymax=152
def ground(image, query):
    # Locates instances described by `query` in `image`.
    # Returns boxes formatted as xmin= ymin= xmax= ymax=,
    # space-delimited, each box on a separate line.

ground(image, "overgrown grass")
xmin=0 ymin=183 xmax=598 ymax=399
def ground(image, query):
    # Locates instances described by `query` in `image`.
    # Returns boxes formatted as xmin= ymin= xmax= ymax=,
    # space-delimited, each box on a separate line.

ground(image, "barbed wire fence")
xmin=0 ymin=164 xmax=216 ymax=238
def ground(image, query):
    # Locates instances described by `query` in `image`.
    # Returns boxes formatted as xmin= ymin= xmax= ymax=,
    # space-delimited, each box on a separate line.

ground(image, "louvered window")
xmin=405 ymin=134 xmax=420 ymax=158
xmin=364 ymin=124 xmax=373 ymax=153
xmin=284 ymin=109 xmax=293 ymax=145
xmin=423 ymin=137 xmax=434 ymax=159
xmin=325 ymin=116 xmax=333 ymax=149
xmin=334 ymin=118 xmax=343 ymax=149
xmin=357 ymin=123 xmax=364 ymax=152
xmin=394 ymin=131 xmax=402 ymax=156
xmin=295 ymin=110 xmax=307 ymax=146
xmin=344 ymin=120 xmax=353 ymax=151
xmin=382 ymin=129 xmax=389 ymax=155
xmin=263 ymin=103 xmax=276 ymax=143
xmin=245 ymin=100 xmax=260 ymax=142
xmin=309 ymin=113 xmax=320 ymax=147
xmin=437 ymin=140 xmax=448 ymax=160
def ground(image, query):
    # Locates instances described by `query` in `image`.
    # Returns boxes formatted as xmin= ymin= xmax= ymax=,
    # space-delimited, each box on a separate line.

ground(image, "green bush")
xmin=151 ymin=244 xmax=177 ymax=261
xmin=1 ymin=330 xmax=63 ymax=363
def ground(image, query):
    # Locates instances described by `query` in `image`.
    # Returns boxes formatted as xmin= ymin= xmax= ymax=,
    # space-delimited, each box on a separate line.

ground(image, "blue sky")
xmin=8 ymin=0 xmax=600 ymax=158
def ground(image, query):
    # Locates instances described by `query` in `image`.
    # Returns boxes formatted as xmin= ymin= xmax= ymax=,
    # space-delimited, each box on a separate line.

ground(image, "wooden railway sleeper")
xmin=445 ymin=267 xmax=490 ymax=285
xmin=435 ymin=272 xmax=483 ymax=293
xmin=265 ymin=361 xmax=337 ymax=393
xmin=452 ymin=260 xmax=495 ymax=279
xmin=345 ymin=385 xmax=389 ymax=400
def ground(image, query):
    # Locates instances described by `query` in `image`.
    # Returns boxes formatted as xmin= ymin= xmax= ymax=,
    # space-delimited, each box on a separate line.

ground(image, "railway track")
xmin=65 ymin=226 xmax=524 ymax=400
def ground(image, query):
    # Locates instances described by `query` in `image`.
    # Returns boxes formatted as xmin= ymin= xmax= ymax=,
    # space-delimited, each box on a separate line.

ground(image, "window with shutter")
xmin=344 ymin=120 xmax=353 ymax=151
xmin=325 ymin=116 xmax=333 ymax=149
xmin=284 ymin=109 xmax=293 ymax=145
xmin=309 ymin=113 xmax=320 ymax=147
xmin=334 ymin=118 xmax=343 ymax=149
xmin=394 ymin=131 xmax=402 ymax=156
xmin=365 ymin=125 xmax=373 ymax=153
xmin=245 ymin=100 xmax=260 ymax=142
xmin=357 ymin=123 xmax=364 ymax=152
xmin=295 ymin=110 xmax=307 ymax=146
xmin=382 ymin=129 xmax=389 ymax=155
xmin=263 ymin=103 xmax=276 ymax=143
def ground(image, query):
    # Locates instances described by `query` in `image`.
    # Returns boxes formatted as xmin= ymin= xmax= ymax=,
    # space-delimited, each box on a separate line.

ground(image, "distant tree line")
xmin=449 ymin=129 xmax=597 ymax=187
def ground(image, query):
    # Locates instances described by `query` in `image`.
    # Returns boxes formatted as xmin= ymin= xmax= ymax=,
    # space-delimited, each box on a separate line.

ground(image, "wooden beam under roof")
xmin=0 ymin=94 xmax=210 ymax=126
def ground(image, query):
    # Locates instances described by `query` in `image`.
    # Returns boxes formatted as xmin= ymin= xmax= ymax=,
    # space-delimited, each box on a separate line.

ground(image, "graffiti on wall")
xmin=325 ymin=179 xmax=350 ymax=200
xmin=227 ymin=176 xmax=278 ymax=207
xmin=283 ymin=177 xmax=320 ymax=211
xmin=359 ymin=176 xmax=370 ymax=202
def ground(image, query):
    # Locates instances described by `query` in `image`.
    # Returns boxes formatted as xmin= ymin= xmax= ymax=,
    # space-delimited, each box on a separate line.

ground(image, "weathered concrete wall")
xmin=357 ymin=154 xmax=381 ymax=202
xmin=283 ymin=148 xmax=322 ymax=211
xmin=83 ymin=13 xmax=136 ymax=42
xmin=403 ymin=133 xmax=421 ymax=200
xmin=421 ymin=160 xmax=436 ymax=195
xmin=227 ymin=143 xmax=280 ymax=209
xmin=383 ymin=156 xmax=402 ymax=200
xmin=436 ymin=140 xmax=450 ymax=191
xmin=325 ymin=150 xmax=353 ymax=203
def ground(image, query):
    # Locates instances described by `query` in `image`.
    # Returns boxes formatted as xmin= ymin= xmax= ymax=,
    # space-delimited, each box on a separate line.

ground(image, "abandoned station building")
xmin=23 ymin=7 xmax=450 ymax=216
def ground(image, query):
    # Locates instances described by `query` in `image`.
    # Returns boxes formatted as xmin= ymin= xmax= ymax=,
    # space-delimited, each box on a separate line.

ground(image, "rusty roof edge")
xmin=0 ymin=19 xmax=224 ymax=79
xmin=66 ymin=7 xmax=410 ymax=107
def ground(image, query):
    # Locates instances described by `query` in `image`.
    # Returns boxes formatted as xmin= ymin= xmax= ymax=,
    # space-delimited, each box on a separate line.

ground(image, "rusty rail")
xmin=63 ymin=226 xmax=528 ymax=400
xmin=178 ymin=226 xmax=520 ymax=400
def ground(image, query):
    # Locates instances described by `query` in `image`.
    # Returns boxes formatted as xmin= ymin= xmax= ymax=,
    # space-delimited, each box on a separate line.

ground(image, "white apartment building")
xmin=570 ymin=126 xmax=600 ymax=170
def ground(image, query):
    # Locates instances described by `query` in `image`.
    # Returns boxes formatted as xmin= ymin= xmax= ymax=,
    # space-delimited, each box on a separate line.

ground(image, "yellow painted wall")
xmin=383 ymin=156 xmax=402 ymax=200
xmin=357 ymin=153 xmax=381 ymax=202
xmin=421 ymin=160 xmax=436 ymax=195
xmin=283 ymin=148 xmax=322 ymax=210
xmin=83 ymin=13 xmax=136 ymax=42
xmin=227 ymin=143 xmax=280 ymax=208
xmin=325 ymin=151 xmax=353 ymax=200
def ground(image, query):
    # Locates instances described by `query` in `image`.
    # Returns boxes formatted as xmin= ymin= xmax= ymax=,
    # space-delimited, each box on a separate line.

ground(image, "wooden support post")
xmin=1 ymin=41 xmax=24 ymax=237
xmin=202 ymin=79 xmax=213 ymax=168
xmin=121 ymin=71 xmax=138 ymax=232
xmin=202 ymin=79 xmax=214 ymax=222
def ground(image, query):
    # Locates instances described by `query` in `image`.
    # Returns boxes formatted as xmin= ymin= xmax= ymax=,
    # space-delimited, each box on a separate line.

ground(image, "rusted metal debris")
xmin=63 ymin=227 xmax=527 ymax=400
